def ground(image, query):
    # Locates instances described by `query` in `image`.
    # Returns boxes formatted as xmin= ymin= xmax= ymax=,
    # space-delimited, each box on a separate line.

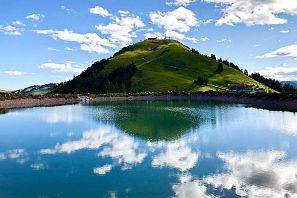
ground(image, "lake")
xmin=0 ymin=100 xmax=297 ymax=198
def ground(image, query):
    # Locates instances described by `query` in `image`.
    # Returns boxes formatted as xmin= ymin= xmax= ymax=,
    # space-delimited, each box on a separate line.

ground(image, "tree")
xmin=244 ymin=69 xmax=249 ymax=76
xmin=283 ymin=84 xmax=296 ymax=93
xmin=216 ymin=63 xmax=223 ymax=73
xmin=210 ymin=54 xmax=216 ymax=60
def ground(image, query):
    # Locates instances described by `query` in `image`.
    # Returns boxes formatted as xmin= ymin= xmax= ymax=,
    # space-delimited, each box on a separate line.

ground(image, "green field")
xmin=54 ymin=39 xmax=271 ymax=94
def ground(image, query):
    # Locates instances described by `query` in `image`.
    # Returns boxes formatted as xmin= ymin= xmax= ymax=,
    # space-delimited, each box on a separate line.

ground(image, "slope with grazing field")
xmin=53 ymin=39 xmax=271 ymax=94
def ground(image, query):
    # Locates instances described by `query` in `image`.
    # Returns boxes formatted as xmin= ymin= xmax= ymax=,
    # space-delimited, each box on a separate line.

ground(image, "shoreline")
xmin=0 ymin=93 xmax=297 ymax=112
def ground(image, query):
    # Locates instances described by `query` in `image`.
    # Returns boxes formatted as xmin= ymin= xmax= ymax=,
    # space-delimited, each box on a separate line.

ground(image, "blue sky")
xmin=1 ymin=0 xmax=297 ymax=90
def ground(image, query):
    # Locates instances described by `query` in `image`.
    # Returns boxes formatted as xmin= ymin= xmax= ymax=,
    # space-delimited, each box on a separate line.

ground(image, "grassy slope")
xmin=56 ymin=39 xmax=271 ymax=93
xmin=99 ymin=39 xmax=270 ymax=92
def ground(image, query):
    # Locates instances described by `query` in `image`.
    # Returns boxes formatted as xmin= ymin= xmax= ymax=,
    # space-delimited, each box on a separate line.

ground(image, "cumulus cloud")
xmin=95 ymin=12 xmax=145 ymax=46
xmin=203 ymin=0 xmax=297 ymax=26
xmin=203 ymin=150 xmax=297 ymax=197
xmin=257 ymin=44 xmax=297 ymax=58
xmin=35 ymin=29 xmax=115 ymax=54
xmin=0 ymin=70 xmax=26 ymax=76
xmin=26 ymin=13 xmax=44 ymax=21
xmin=166 ymin=0 xmax=196 ymax=6
xmin=258 ymin=65 xmax=297 ymax=81
xmin=150 ymin=7 xmax=198 ymax=33
xmin=40 ymin=61 xmax=85 ymax=73
xmin=149 ymin=7 xmax=198 ymax=43
xmin=90 ymin=6 xmax=111 ymax=17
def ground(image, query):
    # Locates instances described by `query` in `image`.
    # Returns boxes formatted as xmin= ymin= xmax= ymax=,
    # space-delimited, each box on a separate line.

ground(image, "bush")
xmin=194 ymin=76 xmax=208 ymax=85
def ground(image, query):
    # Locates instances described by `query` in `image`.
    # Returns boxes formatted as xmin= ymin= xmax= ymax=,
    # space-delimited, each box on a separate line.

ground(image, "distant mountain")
xmin=14 ymin=83 xmax=57 ymax=95
xmin=282 ymin=81 xmax=297 ymax=88
xmin=52 ymin=39 xmax=269 ymax=94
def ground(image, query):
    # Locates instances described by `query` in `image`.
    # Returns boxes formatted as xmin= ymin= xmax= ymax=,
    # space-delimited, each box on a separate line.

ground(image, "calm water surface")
xmin=0 ymin=101 xmax=297 ymax=198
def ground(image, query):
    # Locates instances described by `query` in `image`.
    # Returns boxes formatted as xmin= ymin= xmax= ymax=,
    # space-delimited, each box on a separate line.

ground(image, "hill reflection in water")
xmin=89 ymin=100 xmax=231 ymax=141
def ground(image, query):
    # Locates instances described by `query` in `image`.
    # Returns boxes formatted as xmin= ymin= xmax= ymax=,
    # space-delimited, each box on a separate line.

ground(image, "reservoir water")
xmin=0 ymin=101 xmax=297 ymax=198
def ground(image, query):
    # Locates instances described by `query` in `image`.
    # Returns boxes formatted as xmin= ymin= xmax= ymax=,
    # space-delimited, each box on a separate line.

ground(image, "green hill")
xmin=14 ymin=83 xmax=57 ymax=95
xmin=53 ymin=39 xmax=270 ymax=94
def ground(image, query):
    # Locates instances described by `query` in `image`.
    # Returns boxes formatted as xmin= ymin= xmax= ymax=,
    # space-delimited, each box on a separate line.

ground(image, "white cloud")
xmin=12 ymin=20 xmax=26 ymax=27
xmin=201 ymin=37 xmax=209 ymax=42
xmin=0 ymin=70 xmax=26 ymax=76
xmin=256 ymin=44 xmax=297 ymax=58
xmin=118 ymin=10 xmax=130 ymax=16
xmin=216 ymin=38 xmax=231 ymax=43
xmin=65 ymin=47 xmax=74 ymax=51
xmin=26 ymin=13 xmax=44 ymax=21
xmin=93 ymin=164 xmax=113 ymax=175
xmin=280 ymin=30 xmax=290 ymax=33
xmin=40 ymin=61 xmax=85 ymax=73
xmin=200 ymin=19 xmax=213 ymax=24
xmin=150 ymin=7 xmax=198 ymax=33
xmin=90 ymin=6 xmax=111 ymax=17
xmin=258 ymin=65 xmax=297 ymax=81
xmin=61 ymin=5 xmax=72 ymax=14
xmin=204 ymin=150 xmax=297 ymax=198
xmin=95 ymin=13 xmax=145 ymax=46
xmin=47 ymin=47 xmax=58 ymax=51
xmin=0 ymin=25 xmax=24 ymax=36
xmin=204 ymin=0 xmax=297 ymax=26
xmin=166 ymin=30 xmax=198 ymax=43
xmin=166 ymin=0 xmax=196 ymax=6
xmin=152 ymin=141 xmax=198 ymax=172
xmin=144 ymin=32 xmax=164 ymax=39
xmin=35 ymin=29 xmax=115 ymax=54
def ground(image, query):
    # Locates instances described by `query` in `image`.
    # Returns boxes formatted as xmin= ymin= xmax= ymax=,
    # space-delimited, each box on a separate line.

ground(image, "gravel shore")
xmin=0 ymin=97 xmax=79 ymax=109
xmin=0 ymin=94 xmax=296 ymax=112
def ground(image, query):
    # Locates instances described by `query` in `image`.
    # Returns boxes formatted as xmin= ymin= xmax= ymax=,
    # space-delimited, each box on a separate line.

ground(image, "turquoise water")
xmin=0 ymin=101 xmax=297 ymax=198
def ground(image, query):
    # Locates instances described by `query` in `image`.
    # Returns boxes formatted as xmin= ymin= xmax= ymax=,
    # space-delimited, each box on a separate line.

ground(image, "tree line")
xmin=52 ymin=59 xmax=137 ymax=94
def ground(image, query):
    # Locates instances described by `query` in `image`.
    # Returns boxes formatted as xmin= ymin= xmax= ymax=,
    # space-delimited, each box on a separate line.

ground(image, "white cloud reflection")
xmin=152 ymin=141 xmax=198 ymax=171
xmin=31 ymin=163 xmax=47 ymax=170
xmin=42 ymin=105 xmax=84 ymax=124
xmin=93 ymin=164 xmax=113 ymax=175
xmin=203 ymin=150 xmax=297 ymax=198
xmin=0 ymin=149 xmax=28 ymax=164
xmin=40 ymin=125 xmax=147 ymax=174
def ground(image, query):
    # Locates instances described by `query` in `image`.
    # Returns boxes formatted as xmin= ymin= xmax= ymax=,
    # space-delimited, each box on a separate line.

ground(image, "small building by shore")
xmin=228 ymin=84 xmax=266 ymax=93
